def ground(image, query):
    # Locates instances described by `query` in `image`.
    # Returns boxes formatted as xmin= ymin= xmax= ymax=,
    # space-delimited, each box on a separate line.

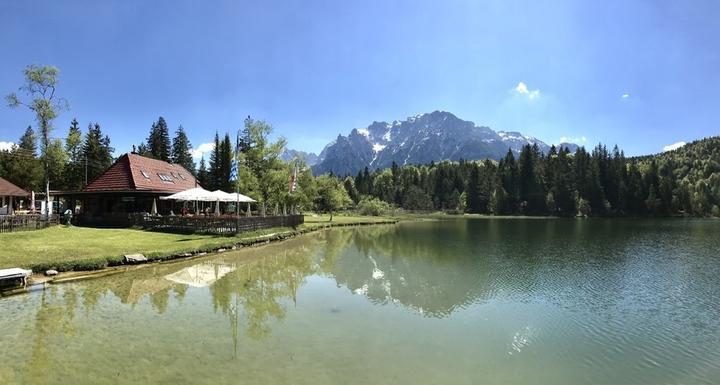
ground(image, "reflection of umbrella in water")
xmin=164 ymin=262 xmax=236 ymax=288
xmin=151 ymin=198 xmax=158 ymax=215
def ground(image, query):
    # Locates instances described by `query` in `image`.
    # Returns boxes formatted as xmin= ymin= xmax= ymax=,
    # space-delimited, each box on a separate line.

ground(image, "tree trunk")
xmin=45 ymin=166 xmax=50 ymax=217
xmin=43 ymin=120 xmax=51 ymax=218
xmin=329 ymin=210 xmax=333 ymax=222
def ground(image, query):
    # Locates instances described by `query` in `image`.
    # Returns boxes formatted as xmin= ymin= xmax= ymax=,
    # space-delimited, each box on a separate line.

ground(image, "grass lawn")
xmin=303 ymin=213 xmax=398 ymax=224
xmin=0 ymin=214 xmax=396 ymax=271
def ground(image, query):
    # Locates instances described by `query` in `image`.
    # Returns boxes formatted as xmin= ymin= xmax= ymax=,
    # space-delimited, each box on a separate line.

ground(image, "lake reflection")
xmin=1 ymin=219 xmax=720 ymax=385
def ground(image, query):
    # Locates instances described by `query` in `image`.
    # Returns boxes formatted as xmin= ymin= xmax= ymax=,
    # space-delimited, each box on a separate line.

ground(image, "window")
xmin=140 ymin=170 xmax=150 ymax=179
xmin=157 ymin=173 xmax=175 ymax=183
xmin=178 ymin=173 xmax=186 ymax=180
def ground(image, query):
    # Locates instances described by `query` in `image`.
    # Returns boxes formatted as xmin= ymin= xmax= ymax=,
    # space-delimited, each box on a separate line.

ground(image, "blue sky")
xmin=1 ymin=0 xmax=718 ymax=159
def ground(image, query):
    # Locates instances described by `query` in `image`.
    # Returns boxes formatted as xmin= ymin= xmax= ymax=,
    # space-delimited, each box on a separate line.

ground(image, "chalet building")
xmin=61 ymin=153 xmax=198 ymax=224
xmin=0 ymin=177 xmax=28 ymax=215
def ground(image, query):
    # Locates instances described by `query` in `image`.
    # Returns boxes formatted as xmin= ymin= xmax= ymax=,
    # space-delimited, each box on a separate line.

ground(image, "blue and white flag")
xmin=230 ymin=158 xmax=238 ymax=181
xmin=230 ymin=130 xmax=241 ymax=182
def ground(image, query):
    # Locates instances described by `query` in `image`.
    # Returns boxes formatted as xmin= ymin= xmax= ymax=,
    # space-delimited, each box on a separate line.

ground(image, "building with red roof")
xmin=0 ymin=176 xmax=28 ymax=215
xmin=60 ymin=153 xmax=199 ymax=224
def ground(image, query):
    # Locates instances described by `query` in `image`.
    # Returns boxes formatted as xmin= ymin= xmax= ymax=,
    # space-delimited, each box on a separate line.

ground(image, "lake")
xmin=1 ymin=218 xmax=719 ymax=385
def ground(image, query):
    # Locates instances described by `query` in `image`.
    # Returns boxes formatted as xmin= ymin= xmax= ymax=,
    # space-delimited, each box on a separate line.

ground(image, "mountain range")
xmin=285 ymin=111 xmax=578 ymax=176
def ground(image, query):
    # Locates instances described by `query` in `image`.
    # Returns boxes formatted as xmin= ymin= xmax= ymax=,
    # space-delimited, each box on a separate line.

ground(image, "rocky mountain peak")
xmin=311 ymin=111 xmax=577 ymax=176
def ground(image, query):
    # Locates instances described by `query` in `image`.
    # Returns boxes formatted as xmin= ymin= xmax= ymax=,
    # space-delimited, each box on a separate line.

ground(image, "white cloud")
xmin=514 ymin=82 xmax=541 ymax=100
xmin=191 ymin=142 xmax=215 ymax=161
xmin=515 ymin=82 xmax=529 ymax=94
xmin=621 ymin=93 xmax=630 ymax=99
xmin=663 ymin=141 xmax=686 ymax=152
xmin=0 ymin=141 xmax=15 ymax=151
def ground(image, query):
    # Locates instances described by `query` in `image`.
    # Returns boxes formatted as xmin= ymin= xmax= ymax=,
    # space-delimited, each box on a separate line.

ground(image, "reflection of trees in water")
xmin=10 ymin=239 xmax=323 ymax=379
xmin=79 ymin=238 xmax=321 ymax=343
xmin=210 ymin=251 xmax=308 ymax=341
xmin=20 ymin=285 xmax=80 ymax=384
xmin=209 ymin=241 xmax=319 ymax=351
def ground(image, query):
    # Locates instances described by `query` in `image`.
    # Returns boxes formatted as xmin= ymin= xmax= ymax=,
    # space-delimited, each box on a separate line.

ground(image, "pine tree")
xmin=466 ymin=164 xmax=481 ymax=213
xmin=518 ymin=144 xmax=546 ymax=215
xmin=499 ymin=149 xmax=520 ymax=214
xmin=171 ymin=125 xmax=195 ymax=175
xmin=197 ymin=156 xmax=209 ymax=188
xmin=218 ymin=133 xmax=233 ymax=192
xmin=208 ymin=132 xmax=221 ymax=190
xmin=478 ymin=160 xmax=496 ymax=214
xmin=147 ymin=117 xmax=171 ymax=161
xmin=64 ymin=118 xmax=84 ymax=190
xmin=343 ymin=177 xmax=360 ymax=204
xmin=625 ymin=163 xmax=645 ymax=214
xmin=0 ymin=128 xmax=42 ymax=191
xmin=588 ymin=145 xmax=608 ymax=214
xmin=18 ymin=126 xmax=37 ymax=156
xmin=83 ymin=122 xmax=114 ymax=183
xmin=136 ymin=143 xmax=151 ymax=157
xmin=553 ymin=147 xmax=576 ymax=216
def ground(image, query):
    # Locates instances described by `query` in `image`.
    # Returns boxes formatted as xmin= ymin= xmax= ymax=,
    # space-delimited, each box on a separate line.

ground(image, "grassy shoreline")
xmin=0 ymin=212 xmax=572 ymax=275
xmin=0 ymin=214 xmax=397 ymax=274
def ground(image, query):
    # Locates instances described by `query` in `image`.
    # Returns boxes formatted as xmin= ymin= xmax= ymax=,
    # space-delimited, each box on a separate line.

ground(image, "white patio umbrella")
xmin=159 ymin=187 xmax=216 ymax=202
xmin=151 ymin=198 xmax=158 ymax=215
xmin=210 ymin=190 xmax=256 ymax=203
xmin=209 ymin=190 xmax=235 ymax=202
xmin=226 ymin=192 xmax=257 ymax=203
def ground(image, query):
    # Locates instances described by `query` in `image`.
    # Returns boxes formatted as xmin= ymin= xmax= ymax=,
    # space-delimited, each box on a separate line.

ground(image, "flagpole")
xmin=235 ymin=127 xmax=240 ymax=233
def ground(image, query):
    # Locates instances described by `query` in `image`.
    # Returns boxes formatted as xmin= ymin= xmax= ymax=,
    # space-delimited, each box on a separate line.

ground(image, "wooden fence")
xmin=134 ymin=214 xmax=304 ymax=234
xmin=0 ymin=214 xmax=60 ymax=234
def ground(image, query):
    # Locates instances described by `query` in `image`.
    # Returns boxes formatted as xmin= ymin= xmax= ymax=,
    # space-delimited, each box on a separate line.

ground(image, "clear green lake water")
xmin=1 ymin=218 xmax=719 ymax=385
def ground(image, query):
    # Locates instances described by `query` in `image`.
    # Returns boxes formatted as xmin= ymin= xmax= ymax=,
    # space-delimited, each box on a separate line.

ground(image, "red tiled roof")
xmin=0 ymin=176 xmax=28 ymax=196
xmin=84 ymin=153 xmax=198 ymax=193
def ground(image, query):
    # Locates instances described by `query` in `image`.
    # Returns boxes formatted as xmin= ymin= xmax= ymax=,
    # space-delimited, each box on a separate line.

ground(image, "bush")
xmin=30 ymin=257 xmax=111 ymax=273
xmin=356 ymin=197 xmax=392 ymax=216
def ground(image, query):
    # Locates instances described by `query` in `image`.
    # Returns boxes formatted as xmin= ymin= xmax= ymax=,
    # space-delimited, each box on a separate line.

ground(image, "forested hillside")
xmin=345 ymin=137 xmax=720 ymax=217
